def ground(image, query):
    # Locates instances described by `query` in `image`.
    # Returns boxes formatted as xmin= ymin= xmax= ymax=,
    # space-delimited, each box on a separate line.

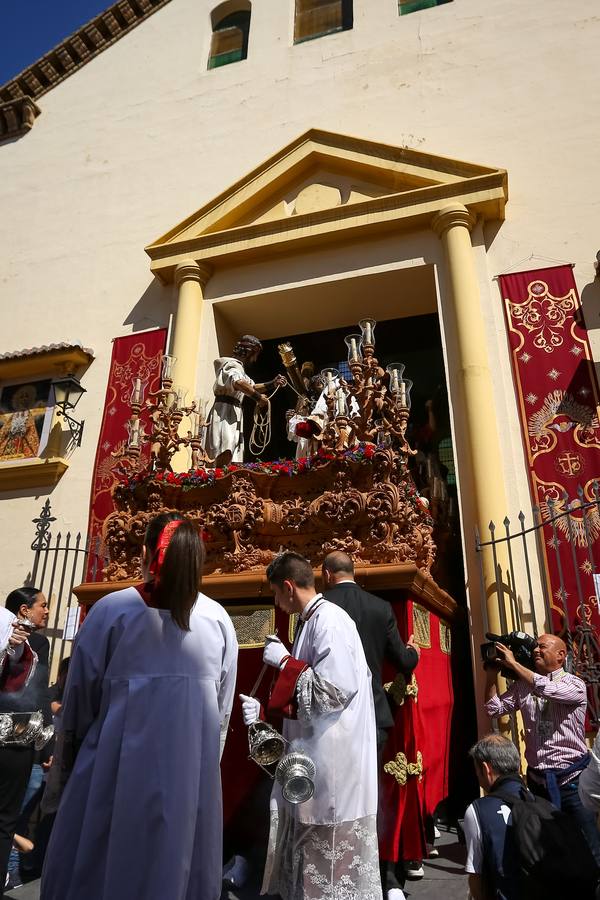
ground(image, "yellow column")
xmin=170 ymin=260 xmax=212 ymax=472
xmin=432 ymin=204 xmax=509 ymax=637
xmin=171 ymin=260 xmax=212 ymax=401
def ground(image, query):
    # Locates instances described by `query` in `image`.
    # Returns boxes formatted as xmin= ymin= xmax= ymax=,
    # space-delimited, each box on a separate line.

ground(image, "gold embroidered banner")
xmin=500 ymin=266 xmax=600 ymax=636
xmin=85 ymin=330 xmax=166 ymax=579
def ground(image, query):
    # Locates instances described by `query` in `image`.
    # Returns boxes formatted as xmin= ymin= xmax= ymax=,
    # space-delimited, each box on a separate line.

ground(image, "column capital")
xmin=174 ymin=259 xmax=213 ymax=288
xmin=431 ymin=204 xmax=476 ymax=238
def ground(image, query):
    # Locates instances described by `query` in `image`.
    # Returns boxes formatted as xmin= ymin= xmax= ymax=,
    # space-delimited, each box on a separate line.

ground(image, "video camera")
xmin=480 ymin=630 xmax=537 ymax=679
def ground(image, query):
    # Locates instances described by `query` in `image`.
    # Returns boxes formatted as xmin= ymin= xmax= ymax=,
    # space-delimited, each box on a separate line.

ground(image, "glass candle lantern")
xmin=344 ymin=334 xmax=363 ymax=364
xmin=161 ymin=354 xmax=176 ymax=385
xmin=126 ymin=417 xmax=145 ymax=450
xmin=358 ymin=318 xmax=376 ymax=346
xmin=399 ymin=379 xmax=413 ymax=409
xmin=335 ymin=387 xmax=347 ymax=416
xmin=386 ymin=363 xmax=405 ymax=396
xmin=320 ymin=367 xmax=339 ymax=396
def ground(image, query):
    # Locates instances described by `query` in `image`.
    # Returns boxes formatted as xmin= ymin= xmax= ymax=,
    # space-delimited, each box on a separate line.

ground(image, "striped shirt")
xmin=485 ymin=668 xmax=587 ymax=775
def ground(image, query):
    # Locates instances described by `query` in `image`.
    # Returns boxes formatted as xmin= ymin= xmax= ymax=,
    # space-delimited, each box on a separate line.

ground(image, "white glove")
xmin=263 ymin=634 xmax=290 ymax=669
xmin=239 ymin=694 xmax=261 ymax=726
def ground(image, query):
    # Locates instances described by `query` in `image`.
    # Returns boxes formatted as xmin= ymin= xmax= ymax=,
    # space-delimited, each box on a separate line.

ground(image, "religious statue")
xmin=286 ymin=367 xmax=326 ymax=459
xmin=0 ymin=382 xmax=46 ymax=460
xmin=205 ymin=335 xmax=286 ymax=466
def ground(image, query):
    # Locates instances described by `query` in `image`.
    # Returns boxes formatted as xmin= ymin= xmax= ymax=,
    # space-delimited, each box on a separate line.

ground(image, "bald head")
xmin=322 ymin=551 xmax=355 ymax=587
xmin=534 ymin=633 xmax=567 ymax=674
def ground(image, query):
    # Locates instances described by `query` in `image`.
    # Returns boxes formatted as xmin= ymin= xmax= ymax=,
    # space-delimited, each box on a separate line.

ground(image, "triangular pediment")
xmin=146 ymin=129 xmax=507 ymax=279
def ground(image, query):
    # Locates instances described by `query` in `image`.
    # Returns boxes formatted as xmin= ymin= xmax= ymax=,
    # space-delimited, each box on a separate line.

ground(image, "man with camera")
xmin=484 ymin=632 xmax=600 ymax=867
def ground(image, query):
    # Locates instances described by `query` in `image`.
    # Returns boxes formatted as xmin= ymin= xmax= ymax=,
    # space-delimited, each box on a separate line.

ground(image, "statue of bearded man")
xmin=205 ymin=335 xmax=286 ymax=466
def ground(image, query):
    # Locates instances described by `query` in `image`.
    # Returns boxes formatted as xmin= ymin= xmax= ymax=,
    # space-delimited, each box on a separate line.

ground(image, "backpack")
xmin=492 ymin=784 xmax=598 ymax=900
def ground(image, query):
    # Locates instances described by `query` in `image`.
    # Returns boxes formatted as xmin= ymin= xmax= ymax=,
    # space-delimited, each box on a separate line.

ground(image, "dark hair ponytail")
xmin=5 ymin=586 xmax=42 ymax=616
xmin=144 ymin=513 xmax=204 ymax=631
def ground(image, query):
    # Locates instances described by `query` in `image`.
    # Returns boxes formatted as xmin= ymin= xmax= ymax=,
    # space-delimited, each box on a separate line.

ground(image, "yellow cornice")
xmin=0 ymin=457 xmax=69 ymax=492
xmin=146 ymin=129 xmax=507 ymax=283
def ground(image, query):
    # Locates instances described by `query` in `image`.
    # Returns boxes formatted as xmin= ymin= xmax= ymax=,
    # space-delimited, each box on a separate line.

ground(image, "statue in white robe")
xmin=205 ymin=335 xmax=286 ymax=465
xmin=261 ymin=596 xmax=381 ymax=900
xmin=40 ymin=586 xmax=238 ymax=900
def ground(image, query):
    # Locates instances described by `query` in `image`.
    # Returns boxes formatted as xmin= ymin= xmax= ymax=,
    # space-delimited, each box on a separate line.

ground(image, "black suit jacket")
xmin=324 ymin=581 xmax=418 ymax=731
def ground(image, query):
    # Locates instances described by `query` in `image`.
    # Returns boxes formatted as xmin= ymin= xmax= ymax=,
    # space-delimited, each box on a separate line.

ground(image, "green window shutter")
xmin=399 ymin=0 xmax=452 ymax=15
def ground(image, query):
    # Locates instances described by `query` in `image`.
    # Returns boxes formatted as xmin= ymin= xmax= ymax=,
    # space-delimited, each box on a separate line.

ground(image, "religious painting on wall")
xmin=0 ymin=379 xmax=52 ymax=461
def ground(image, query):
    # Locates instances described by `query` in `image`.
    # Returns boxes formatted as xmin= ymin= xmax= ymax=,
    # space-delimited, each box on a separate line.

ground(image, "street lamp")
xmin=51 ymin=373 xmax=86 ymax=447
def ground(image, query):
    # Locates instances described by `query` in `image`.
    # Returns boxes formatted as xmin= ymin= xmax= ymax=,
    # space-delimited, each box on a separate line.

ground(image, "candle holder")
xmin=126 ymin=416 xmax=146 ymax=454
xmin=358 ymin=318 xmax=376 ymax=349
xmin=386 ymin=363 xmax=405 ymax=399
xmin=161 ymin=354 xmax=176 ymax=389
xmin=320 ymin=367 xmax=340 ymax=397
xmin=335 ymin=387 xmax=347 ymax=418
xmin=344 ymin=334 xmax=363 ymax=364
xmin=398 ymin=379 xmax=413 ymax=411
xmin=130 ymin=377 xmax=147 ymax=409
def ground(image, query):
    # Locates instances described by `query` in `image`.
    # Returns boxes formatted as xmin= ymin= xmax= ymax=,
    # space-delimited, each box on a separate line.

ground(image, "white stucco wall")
xmin=0 ymin=0 xmax=598 ymax=604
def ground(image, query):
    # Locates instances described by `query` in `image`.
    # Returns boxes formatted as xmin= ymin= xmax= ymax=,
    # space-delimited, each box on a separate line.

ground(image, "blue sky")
xmin=0 ymin=1 xmax=113 ymax=84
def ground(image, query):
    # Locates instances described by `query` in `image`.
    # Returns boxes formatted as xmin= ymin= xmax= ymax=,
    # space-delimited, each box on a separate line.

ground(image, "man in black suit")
xmin=322 ymin=551 xmax=420 ymax=757
xmin=322 ymin=550 xmax=421 ymax=900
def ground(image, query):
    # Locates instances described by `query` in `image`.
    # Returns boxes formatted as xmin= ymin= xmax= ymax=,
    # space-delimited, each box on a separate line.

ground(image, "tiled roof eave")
xmin=0 ymin=0 xmax=172 ymax=113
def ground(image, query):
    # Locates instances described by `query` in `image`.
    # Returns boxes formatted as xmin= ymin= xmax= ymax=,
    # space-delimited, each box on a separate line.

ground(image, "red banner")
xmin=85 ymin=330 xmax=167 ymax=580
xmin=499 ymin=266 xmax=600 ymax=635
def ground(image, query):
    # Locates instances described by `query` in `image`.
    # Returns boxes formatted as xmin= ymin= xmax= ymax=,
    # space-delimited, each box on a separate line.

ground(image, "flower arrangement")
xmin=121 ymin=443 xmax=390 ymax=491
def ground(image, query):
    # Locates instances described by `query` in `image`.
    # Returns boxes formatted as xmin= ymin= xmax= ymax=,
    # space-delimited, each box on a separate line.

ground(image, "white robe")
xmin=205 ymin=357 xmax=254 ymax=462
xmin=41 ymin=587 xmax=238 ymax=900
xmin=263 ymin=598 xmax=381 ymax=900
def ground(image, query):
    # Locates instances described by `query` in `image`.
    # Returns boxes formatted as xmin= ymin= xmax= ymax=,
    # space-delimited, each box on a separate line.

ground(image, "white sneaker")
xmin=427 ymin=842 xmax=439 ymax=858
xmin=405 ymin=860 xmax=425 ymax=879
xmin=387 ymin=889 xmax=407 ymax=900
xmin=434 ymin=824 xmax=441 ymax=839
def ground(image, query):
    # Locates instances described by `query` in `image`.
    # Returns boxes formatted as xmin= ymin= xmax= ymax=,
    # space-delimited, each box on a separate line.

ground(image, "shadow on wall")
xmin=581 ymin=275 xmax=600 ymax=389
xmin=122 ymin=278 xmax=173 ymax=334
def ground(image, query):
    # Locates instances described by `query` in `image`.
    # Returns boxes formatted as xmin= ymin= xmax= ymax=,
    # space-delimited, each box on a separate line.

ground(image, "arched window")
xmin=208 ymin=3 xmax=251 ymax=70
xmin=294 ymin=0 xmax=353 ymax=44
xmin=399 ymin=0 xmax=452 ymax=15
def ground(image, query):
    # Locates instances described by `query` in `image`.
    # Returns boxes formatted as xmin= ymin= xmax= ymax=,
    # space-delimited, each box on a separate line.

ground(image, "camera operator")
xmin=484 ymin=633 xmax=600 ymax=868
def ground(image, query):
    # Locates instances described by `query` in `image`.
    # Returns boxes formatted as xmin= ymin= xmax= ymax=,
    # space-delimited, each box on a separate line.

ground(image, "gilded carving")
xmin=105 ymin=447 xmax=436 ymax=580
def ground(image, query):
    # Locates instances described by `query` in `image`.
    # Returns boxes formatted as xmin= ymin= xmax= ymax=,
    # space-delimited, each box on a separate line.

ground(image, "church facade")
xmin=0 ymin=0 xmax=599 ymax=726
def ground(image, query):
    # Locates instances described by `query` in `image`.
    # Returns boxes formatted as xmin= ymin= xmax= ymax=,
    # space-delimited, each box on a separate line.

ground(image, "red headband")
xmin=149 ymin=520 xmax=183 ymax=578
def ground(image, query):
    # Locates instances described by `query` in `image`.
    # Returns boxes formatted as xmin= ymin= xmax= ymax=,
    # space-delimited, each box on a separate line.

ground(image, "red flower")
xmin=364 ymin=444 xmax=375 ymax=458
xmin=214 ymin=467 xmax=223 ymax=478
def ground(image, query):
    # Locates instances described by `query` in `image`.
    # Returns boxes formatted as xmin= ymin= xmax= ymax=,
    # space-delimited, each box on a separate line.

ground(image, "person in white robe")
xmin=240 ymin=551 xmax=381 ymax=900
xmin=205 ymin=334 xmax=286 ymax=464
xmin=41 ymin=514 xmax=238 ymax=900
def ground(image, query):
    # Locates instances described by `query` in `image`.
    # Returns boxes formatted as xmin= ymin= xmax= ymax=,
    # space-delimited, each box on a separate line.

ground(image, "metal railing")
xmin=28 ymin=499 xmax=106 ymax=675
xmin=476 ymin=484 xmax=600 ymax=726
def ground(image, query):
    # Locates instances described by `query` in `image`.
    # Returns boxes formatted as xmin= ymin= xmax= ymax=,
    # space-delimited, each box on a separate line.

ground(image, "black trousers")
xmin=0 ymin=745 xmax=34 ymax=895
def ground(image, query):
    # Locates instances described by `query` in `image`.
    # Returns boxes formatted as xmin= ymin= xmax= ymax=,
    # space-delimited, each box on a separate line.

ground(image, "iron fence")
xmin=476 ymin=484 xmax=600 ymax=725
xmin=28 ymin=499 xmax=106 ymax=676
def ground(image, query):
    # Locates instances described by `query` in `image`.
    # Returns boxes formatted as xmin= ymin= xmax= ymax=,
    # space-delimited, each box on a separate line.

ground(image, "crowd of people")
xmin=1 ymin=515 xmax=600 ymax=899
